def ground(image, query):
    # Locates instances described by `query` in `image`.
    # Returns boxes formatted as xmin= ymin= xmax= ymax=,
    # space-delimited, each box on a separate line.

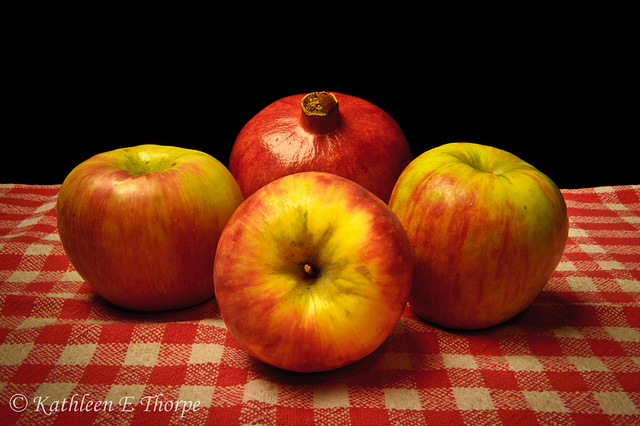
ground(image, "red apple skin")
xmin=214 ymin=172 xmax=413 ymax=372
xmin=56 ymin=145 xmax=244 ymax=311
xmin=389 ymin=143 xmax=569 ymax=330
xmin=229 ymin=92 xmax=413 ymax=203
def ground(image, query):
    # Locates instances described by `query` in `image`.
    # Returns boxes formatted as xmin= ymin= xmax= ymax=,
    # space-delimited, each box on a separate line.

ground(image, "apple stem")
xmin=299 ymin=92 xmax=341 ymax=134
xmin=303 ymin=263 xmax=316 ymax=278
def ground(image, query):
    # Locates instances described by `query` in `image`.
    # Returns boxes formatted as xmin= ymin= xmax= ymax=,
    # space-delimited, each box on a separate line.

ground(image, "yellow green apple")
xmin=57 ymin=144 xmax=244 ymax=311
xmin=214 ymin=172 xmax=413 ymax=372
xmin=389 ymin=143 xmax=568 ymax=329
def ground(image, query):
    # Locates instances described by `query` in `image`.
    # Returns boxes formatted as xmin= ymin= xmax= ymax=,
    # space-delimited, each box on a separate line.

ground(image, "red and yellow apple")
xmin=229 ymin=91 xmax=413 ymax=202
xmin=213 ymin=172 xmax=413 ymax=372
xmin=389 ymin=143 xmax=568 ymax=329
xmin=56 ymin=144 xmax=244 ymax=311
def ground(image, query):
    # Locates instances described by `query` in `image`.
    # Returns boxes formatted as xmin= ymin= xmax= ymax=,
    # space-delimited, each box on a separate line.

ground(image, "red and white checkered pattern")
xmin=1 ymin=183 xmax=639 ymax=425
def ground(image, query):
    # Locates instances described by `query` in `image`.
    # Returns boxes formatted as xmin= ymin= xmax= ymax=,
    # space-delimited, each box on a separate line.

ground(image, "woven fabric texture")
xmin=1 ymin=184 xmax=639 ymax=425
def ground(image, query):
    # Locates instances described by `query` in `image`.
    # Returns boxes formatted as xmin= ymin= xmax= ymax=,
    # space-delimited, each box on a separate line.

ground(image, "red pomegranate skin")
xmin=229 ymin=92 xmax=413 ymax=203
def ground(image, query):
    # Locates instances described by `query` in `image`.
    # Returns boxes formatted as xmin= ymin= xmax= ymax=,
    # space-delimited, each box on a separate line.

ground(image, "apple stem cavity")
xmin=300 ymin=92 xmax=341 ymax=134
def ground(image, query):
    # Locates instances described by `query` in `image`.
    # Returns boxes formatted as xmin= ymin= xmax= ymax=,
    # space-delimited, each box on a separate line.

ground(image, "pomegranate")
xmin=229 ymin=91 xmax=412 ymax=202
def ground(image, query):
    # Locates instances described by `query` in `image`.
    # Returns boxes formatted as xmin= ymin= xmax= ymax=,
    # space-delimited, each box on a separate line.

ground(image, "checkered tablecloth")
xmin=1 ymin=183 xmax=639 ymax=425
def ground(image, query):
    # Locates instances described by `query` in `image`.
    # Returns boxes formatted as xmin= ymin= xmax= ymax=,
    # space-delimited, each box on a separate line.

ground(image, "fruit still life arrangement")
xmin=56 ymin=91 xmax=569 ymax=372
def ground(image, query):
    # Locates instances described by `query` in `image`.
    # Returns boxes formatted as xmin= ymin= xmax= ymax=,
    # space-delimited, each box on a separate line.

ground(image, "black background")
xmin=3 ymin=18 xmax=635 ymax=189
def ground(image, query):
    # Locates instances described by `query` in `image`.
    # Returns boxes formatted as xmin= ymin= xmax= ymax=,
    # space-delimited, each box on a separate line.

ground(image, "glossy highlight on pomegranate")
xmin=229 ymin=91 xmax=413 ymax=203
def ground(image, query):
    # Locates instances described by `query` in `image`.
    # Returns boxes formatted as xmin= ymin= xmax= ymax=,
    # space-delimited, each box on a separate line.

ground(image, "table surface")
xmin=1 ymin=184 xmax=639 ymax=425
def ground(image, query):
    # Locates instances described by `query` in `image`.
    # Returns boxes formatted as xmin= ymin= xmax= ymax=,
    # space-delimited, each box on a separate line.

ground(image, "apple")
xmin=389 ymin=143 xmax=568 ymax=330
xmin=56 ymin=144 xmax=244 ymax=311
xmin=229 ymin=91 xmax=413 ymax=203
xmin=213 ymin=172 xmax=413 ymax=372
